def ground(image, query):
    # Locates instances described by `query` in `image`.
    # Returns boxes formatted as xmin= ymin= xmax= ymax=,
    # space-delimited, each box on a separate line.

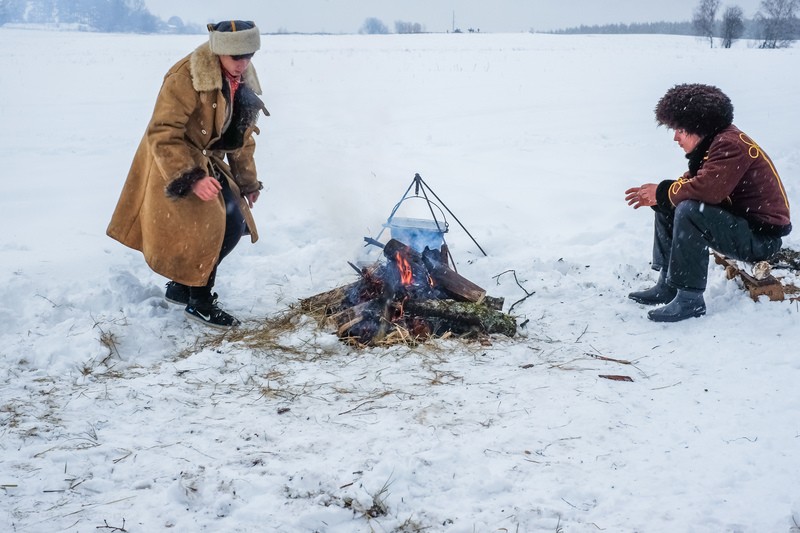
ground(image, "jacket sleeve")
xmin=655 ymin=178 xmax=677 ymax=213
xmin=228 ymin=128 xmax=262 ymax=195
xmin=666 ymin=135 xmax=752 ymax=207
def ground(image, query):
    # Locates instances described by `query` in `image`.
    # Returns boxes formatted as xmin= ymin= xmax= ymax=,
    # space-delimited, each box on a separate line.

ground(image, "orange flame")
xmin=395 ymin=251 xmax=413 ymax=285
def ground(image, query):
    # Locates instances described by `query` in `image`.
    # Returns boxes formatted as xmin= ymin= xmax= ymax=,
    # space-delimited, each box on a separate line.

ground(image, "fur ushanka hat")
xmin=654 ymin=83 xmax=734 ymax=138
xmin=207 ymin=20 xmax=261 ymax=56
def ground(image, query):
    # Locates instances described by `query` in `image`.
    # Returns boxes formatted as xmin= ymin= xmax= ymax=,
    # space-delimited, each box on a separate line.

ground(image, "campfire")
xmin=300 ymin=174 xmax=516 ymax=346
xmin=301 ymin=239 xmax=515 ymax=345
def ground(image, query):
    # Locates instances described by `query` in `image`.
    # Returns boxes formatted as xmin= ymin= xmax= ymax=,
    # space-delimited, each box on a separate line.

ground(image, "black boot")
xmin=184 ymin=289 xmax=240 ymax=329
xmin=628 ymin=270 xmax=677 ymax=305
xmin=647 ymin=289 xmax=706 ymax=323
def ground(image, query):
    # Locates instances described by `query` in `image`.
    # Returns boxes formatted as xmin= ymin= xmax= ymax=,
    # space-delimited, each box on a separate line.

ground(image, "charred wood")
xmin=299 ymin=264 xmax=386 ymax=314
xmin=405 ymin=299 xmax=516 ymax=338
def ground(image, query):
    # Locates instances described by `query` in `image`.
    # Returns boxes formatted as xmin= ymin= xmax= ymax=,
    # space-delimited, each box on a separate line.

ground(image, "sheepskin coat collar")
xmin=190 ymin=42 xmax=263 ymax=95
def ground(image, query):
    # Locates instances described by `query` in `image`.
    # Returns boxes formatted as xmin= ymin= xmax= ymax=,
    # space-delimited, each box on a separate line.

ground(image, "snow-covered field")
xmin=1 ymin=28 xmax=799 ymax=532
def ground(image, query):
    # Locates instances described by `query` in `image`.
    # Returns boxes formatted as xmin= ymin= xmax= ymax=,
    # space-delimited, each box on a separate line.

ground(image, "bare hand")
xmin=625 ymin=183 xmax=657 ymax=209
xmin=191 ymin=176 xmax=222 ymax=201
xmin=245 ymin=190 xmax=260 ymax=208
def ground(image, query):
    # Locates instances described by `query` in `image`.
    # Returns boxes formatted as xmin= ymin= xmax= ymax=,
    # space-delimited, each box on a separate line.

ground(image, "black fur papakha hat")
xmin=207 ymin=20 xmax=261 ymax=56
xmin=654 ymin=83 xmax=734 ymax=138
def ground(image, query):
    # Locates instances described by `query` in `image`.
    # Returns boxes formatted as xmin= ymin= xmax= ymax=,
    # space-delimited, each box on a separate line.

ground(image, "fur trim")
xmin=210 ymin=82 xmax=267 ymax=151
xmin=655 ymin=84 xmax=734 ymax=137
xmin=189 ymin=43 xmax=262 ymax=95
xmin=166 ymin=167 xmax=207 ymax=198
xmin=208 ymin=21 xmax=261 ymax=56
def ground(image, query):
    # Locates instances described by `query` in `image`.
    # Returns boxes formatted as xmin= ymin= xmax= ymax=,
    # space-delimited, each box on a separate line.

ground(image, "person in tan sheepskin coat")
xmin=108 ymin=20 xmax=268 ymax=328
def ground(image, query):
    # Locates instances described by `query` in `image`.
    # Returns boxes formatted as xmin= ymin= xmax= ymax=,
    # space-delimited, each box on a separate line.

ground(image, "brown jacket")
xmin=656 ymin=125 xmax=791 ymax=236
xmin=107 ymin=43 xmax=268 ymax=285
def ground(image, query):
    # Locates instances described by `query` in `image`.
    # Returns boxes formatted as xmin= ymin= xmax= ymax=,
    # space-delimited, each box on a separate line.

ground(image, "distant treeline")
xmin=0 ymin=0 xmax=200 ymax=33
xmin=550 ymin=19 xmax=759 ymax=38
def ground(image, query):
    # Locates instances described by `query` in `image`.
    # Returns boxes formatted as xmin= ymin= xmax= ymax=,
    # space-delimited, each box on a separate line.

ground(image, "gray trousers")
xmin=652 ymin=200 xmax=782 ymax=291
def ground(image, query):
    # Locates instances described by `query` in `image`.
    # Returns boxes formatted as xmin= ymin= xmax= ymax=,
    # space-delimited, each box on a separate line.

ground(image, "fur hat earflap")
xmin=654 ymin=83 xmax=734 ymax=138
xmin=207 ymin=20 xmax=261 ymax=56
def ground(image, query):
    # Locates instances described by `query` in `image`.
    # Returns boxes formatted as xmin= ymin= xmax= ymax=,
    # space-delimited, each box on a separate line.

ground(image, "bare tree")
xmin=360 ymin=17 xmax=389 ymax=35
xmin=756 ymin=0 xmax=800 ymax=48
xmin=721 ymin=5 xmax=746 ymax=47
xmin=395 ymin=20 xmax=424 ymax=34
xmin=693 ymin=0 xmax=722 ymax=47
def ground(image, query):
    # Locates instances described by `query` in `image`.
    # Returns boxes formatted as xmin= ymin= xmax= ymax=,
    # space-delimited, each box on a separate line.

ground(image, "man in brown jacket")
xmin=107 ymin=20 xmax=268 ymax=328
xmin=625 ymin=84 xmax=791 ymax=322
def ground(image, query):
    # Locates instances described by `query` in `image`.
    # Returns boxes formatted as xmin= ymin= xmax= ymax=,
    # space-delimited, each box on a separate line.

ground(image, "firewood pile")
xmin=300 ymin=239 xmax=516 ymax=346
xmin=713 ymin=248 xmax=800 ymax=302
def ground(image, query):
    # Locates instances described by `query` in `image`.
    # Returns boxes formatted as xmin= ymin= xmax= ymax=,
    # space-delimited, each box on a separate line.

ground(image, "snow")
xmin=2 ymin=28 xmax=800 ymax=532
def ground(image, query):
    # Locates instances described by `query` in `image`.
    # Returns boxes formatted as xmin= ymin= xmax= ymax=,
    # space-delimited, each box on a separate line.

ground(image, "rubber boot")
xmin=628 ymin=270 xmax=677 ymax=306
xmin=647 ymin=289 xmax=706 ymax=323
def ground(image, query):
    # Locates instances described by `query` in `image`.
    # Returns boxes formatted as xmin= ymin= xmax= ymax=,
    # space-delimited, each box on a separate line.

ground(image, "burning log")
xmin=330 ymin=294 xmax=514 ymax=345
xmin=383 ymin=239 xmax=487 ymax=303
xmin=333 ymin=299 xmax=393 ymax=341
xmin=299 ymin=281 xmax=360 ymax=314
xmin=299 ymin=263 xmax=385 ymax=314
xmin=404 ymin=299 xmax=516 ymax=337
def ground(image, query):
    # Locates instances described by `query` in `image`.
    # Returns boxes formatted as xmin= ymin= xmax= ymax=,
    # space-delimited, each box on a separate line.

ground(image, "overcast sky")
xmin=143 ymin=0 xmax=765 ymax=34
